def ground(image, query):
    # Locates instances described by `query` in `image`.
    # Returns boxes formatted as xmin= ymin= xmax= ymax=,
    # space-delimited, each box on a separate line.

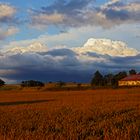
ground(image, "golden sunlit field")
xmin=0 ymin=88 xmax=140 ymax=140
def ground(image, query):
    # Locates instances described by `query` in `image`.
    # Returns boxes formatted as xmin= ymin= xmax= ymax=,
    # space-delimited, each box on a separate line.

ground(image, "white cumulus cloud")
xmin=73 ymin=38 xmax=139 ymax=57
xmin=5 ymin=42 xmax=48 ymax=54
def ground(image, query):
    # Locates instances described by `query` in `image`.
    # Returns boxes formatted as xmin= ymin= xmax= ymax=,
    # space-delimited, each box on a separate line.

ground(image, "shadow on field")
xmin=0 ymin=99 xmax=56 ymax=106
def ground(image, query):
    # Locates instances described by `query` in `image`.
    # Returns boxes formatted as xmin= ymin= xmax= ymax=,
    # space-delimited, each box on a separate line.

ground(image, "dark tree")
xmin=21 ymin=80 xmax=44 ymax=87
xmin=129 ymin=69 xmax=137 ymax=75
xmin=112 ymin=71 xmax=127 ymax=86
xmin=104 ymin=74 xmax=114 ymax=86
xmin=0 ymin=79 xmax=5 ymax=86
xmin=91 ymin=70 xmax=104 ymax=86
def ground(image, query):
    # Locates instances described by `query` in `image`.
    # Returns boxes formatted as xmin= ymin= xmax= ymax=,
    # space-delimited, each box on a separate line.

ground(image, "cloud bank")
xmin=0 ymin=38 xmax=140 ymax=83
xmin=30 ymin=0 xmax=140 ymax=29
xmin=74 ymin=38 xmax=138 ymax=57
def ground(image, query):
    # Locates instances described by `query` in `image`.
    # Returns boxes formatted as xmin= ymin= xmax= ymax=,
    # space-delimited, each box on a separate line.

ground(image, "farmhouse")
xmin=119 ymin=74 xmax=140 ymax=86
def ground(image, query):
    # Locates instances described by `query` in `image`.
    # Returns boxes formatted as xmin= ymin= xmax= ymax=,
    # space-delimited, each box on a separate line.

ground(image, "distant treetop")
xmin=21 ymin=80 xmax=44 ymax=87
xmin=0 ymin=79 xmax=5 ymax=86
xmin=129 ymin=69 xmax=137 ymax=75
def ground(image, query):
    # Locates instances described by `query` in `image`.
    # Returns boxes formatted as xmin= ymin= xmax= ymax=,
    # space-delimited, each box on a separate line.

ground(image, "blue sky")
xmin=0 ymin=0 xmax=140 ymax=83
xmin=0 ymin=0 xmax=55 ymax=8
xmin=0 ymin=0 xmax=139 ymax=49
xmin=0 ymin=0 xmax=107 ymax=41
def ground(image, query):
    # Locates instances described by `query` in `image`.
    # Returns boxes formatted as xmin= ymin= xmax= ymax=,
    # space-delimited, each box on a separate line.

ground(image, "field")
xmin=0 ymin=88 xmax=140 ymax=140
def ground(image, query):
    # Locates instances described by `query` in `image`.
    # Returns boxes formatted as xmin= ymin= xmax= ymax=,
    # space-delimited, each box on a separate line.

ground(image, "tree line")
xmin=91 ymin=69 xmax=137 ymax=87
xmin=21 ymin=80 xmax=44 ymax=87
xmin=0 ymin=69 xmax=138 ymax=88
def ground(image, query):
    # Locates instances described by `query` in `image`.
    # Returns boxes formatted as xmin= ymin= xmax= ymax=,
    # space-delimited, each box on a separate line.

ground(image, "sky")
xmin=0 ymin=0 xmax=140 ymax=83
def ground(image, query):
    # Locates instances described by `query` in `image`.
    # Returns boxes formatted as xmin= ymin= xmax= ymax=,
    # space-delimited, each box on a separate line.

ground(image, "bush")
xmin=21 ymin=80 xmax=44 ymax=87
xmin=0 ymin=79 xmax=5 ymax=86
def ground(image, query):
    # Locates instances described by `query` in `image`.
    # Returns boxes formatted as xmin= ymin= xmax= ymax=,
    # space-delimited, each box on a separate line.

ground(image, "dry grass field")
xmin=0 ymin=88 xmax=139 ymax=140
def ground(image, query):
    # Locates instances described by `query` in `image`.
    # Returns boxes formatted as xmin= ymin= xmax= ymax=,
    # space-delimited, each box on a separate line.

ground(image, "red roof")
xmin=120 ymin=74 xmax=140 ymax=81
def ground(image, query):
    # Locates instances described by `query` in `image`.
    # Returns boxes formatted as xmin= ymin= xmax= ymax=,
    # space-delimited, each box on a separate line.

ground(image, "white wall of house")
xmin=119 ymin=81 xmax=140 ymax=86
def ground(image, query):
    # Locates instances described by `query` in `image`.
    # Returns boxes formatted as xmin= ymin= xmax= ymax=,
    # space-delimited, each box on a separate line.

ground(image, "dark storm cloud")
xmin=85 ymin=52 xmax=109 ymax=58
xmin=0 ymin=48 xmax=140 ymax=83
xmin=40 ymin=48 xmax=76 ymax=57
xmin=109 ymin=55 xmax=140 ymax=69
